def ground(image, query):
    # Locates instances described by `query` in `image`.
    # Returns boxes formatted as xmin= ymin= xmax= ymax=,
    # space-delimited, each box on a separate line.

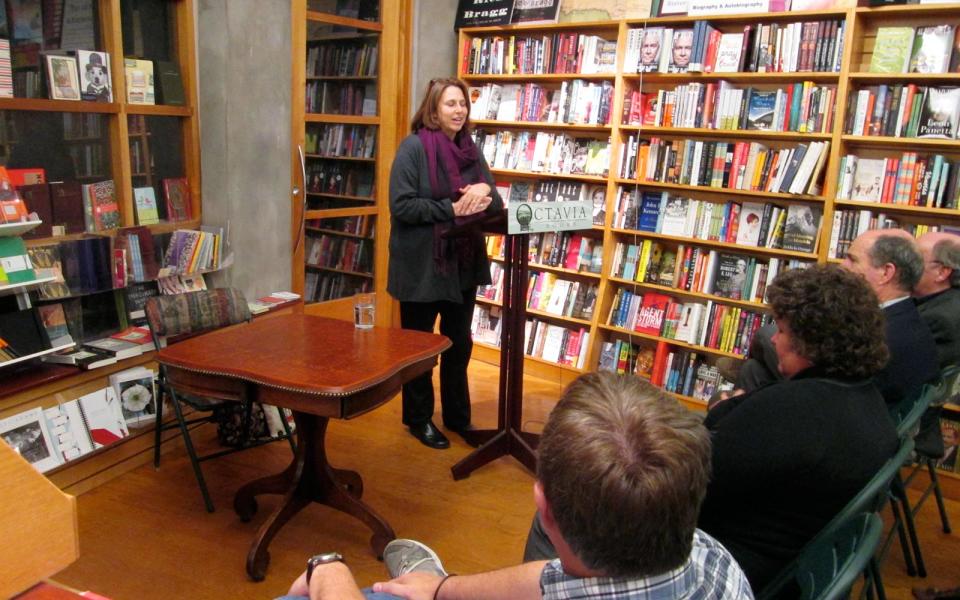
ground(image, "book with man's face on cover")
xmin=917 ymin=87 xmax=960 ymax=139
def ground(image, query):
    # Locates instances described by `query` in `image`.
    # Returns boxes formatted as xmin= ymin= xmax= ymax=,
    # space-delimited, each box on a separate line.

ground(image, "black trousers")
xmin=399 ymin=289 xmax=476 ymax=430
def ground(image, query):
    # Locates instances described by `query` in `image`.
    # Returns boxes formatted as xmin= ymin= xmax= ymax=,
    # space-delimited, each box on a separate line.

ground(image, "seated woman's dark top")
xmin=699 ymin=366 xmax=899 ymax=593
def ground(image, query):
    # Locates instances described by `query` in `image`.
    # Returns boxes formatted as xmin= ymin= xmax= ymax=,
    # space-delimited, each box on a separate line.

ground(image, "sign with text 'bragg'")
xmin=508 ymin=200 xmax=592 ymax=234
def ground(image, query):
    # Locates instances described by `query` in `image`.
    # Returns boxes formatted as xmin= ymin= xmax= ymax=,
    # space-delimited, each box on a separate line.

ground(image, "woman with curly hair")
xmin=698 ymin=264 xmax=899 ymax=595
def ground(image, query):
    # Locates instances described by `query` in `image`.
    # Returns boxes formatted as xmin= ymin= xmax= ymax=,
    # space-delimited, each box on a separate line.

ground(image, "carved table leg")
xmin=241 ymin=411 xmax=396 ymax=580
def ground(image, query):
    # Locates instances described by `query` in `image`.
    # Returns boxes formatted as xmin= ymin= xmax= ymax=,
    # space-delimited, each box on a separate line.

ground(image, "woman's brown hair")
xmin=410 ymin=77 xmax=473 ymax=134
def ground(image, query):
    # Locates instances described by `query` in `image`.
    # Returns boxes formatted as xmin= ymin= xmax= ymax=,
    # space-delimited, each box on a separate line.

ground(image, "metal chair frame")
xmin=146 ymin=289 xmax=295 ymax=512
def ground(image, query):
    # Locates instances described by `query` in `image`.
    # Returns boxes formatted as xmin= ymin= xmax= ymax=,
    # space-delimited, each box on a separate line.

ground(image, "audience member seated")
xmin=525 ymin=265 xmax=900 ymax=597
xmin=731 ymin=230 xmax=939 ymax=406
xmin=843 ymin=229 xmax=939 ymax=405
xmin=914 ymin=231 xmax=960 ymax=370
xmin=282 ymin=372 xmax=754 ymax=600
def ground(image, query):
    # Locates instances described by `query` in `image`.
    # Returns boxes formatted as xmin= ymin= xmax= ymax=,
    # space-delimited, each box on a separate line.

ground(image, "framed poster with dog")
xmin=77 ymin=50 xmax=112 ymax=102
xmin=45 ymin=54 xmax=81 ymax=101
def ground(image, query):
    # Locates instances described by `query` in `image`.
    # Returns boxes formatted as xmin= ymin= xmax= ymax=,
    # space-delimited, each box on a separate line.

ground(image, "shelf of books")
xmin=291 ymin=0 xmax=409 ymax=323
xmin=459 ymin=2 xmax=960 ymax=413
xmin=0 ymin=0 xmax=211 ymax=492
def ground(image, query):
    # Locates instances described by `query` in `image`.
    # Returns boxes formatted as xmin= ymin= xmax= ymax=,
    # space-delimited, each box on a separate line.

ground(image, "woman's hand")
xmin=453 ymin=183 xmax=493 ymax=216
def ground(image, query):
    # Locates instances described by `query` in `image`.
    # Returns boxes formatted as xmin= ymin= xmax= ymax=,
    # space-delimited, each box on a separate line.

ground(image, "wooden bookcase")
xmin=0 ymin=0 xmax=203 ymax=492
xmin=458 ymin=3 xmax=960 ymax=415
xmin=290 ymin=0 xmax=411 ymax=324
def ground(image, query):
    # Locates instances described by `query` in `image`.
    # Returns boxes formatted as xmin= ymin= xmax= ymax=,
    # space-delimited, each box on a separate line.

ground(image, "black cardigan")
xmin=699 ymin=367 xmax=899 ymax=592
xmin=387 ymin=134 xmax=503 ymax=303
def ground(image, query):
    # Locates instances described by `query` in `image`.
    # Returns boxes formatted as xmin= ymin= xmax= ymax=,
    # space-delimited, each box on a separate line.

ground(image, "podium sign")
xmin=507 ymin=200 xmax=592 ymax=234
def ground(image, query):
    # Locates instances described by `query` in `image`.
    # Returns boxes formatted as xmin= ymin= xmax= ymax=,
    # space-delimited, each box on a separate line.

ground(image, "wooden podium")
xmin=448 ymin=211 xmax=540 ymax=480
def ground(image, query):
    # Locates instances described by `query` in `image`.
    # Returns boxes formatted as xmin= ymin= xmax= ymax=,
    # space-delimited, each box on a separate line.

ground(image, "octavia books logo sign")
xmin=508 ymin=200 xmax=592 ymax=234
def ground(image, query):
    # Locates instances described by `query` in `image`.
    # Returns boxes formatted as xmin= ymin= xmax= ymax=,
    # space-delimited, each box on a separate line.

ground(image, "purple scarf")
xmin=417 ymin=127 xmax=483 ymax=275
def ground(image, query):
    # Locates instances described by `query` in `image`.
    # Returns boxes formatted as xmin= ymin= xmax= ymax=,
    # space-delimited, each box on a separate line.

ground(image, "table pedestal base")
xmin=235 ymin=412 xmax=395 ymax=581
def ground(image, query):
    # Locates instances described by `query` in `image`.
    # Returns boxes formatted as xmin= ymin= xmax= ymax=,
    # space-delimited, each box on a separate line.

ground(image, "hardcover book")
xmin=36 ymin=302 xmax=74 ymax=347
xmin=26 ymin=244 xmax=70 ymax=299
xmin=76 ymin=50 xmax=112 ymax=102
xmin=155 ymin=60 xmax=184 ymax=105
xmin=0 ymin=407 xmax=61 ymax=473
xmin=49 ymin=181 xmax=86 ymax=234
xmin=781 ymin=204 xmax=822 ymax=253
xmin=669 ymin=29 xmax=694 ymax=73
xmin=735 ymin=202 xmax=764 ymax=246
xmin=454 ymin=0 xmax=513 ymax=30
xmin=635 ymin=292 xmax=671 ymax=336
xmin=746 ymin=90 xmax=777 ymax=130
xmin=713 ymin=254 xmax=748 ymax=300
xmin=123 ymin=57 xmax=154 ymax=104
xmin=17 ymin=182 xmax=53 ymax=238
xmin=910 ymin=25 xmax=954 ymax=74
xmin=109 ymin=366 xmax=157 ymax=427
xmin=43 ymin=347 xmax=117 ymax=370
xmin=161 ymin=177 xmax=192 ymax=221
xmin=917 ymin=87 xmax=960 ymax=139
xmin=133 ymin=186 xmax=160 ymax=225
xmin=638 ymin=27 xmax=664 ymax=73
xmin=511 ymin=0 xmax=560 ymax=24
xmin=44 ymin=53 xmax=80 ymax=100
xmin=869 ymin=27 xmax=915 ymax=73
xmin=850 ymin=158 xmax=886 ymax=201
xmin=84 ymin=180 xmax=120 ymax=231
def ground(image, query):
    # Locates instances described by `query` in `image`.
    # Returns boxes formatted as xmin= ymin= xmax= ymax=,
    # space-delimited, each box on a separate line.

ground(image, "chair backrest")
xmin=144 ymin=288 xmax=251 ymax=349
xmin=757 ymin=435 xmax=913 ymax=600
xmin=795 ymin=513 xmax=884 ymax=600
xmin=889 ymin=382 xmax=939 ymax=438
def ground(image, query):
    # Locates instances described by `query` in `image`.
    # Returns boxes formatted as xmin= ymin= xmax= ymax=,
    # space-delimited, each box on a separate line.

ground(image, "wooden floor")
xmin=53 ymin=361 xmax=960 ymax=599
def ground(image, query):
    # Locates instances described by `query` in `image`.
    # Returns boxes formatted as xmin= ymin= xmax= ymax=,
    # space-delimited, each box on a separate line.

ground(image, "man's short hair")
xmin=537 ymin=372 xmax=711 ymax=577
xmin=932 ymin=237 xmax=960 ymax=288
xmin=869 ymin=234 xmax=924 ymax=292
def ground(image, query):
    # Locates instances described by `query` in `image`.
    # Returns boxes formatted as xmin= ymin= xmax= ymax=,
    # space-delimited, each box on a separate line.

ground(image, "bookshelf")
xmin=0 ymin=0 xmax=204 ymax=493
xmin=290 ymin=0 xmax=411 ymax=322
xmin=458 ymin=3 xmax=960 ymax=414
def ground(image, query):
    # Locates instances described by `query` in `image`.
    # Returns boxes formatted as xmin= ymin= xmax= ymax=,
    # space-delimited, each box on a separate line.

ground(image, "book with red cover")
xmin=17 ymin=183 xmax=53 ymax=238
xmin=86 ymin=180 xmax=120 ymax=231
xmin=634 ymin=292 xmax=671 ymax=336
xmin=650 ymin=341 xmax=671 ymax=387
xmin=49 ymin=181 xmax=86 ymax=234
xmin=6 ymin=167 xmax=46 ymax=187
xmin=162 ymin=177 xmax=192 ymax=221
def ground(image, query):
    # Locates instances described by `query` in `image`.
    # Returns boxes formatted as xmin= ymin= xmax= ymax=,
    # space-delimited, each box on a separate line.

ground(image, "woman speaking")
xmin=387 ymin=78 xmax=503 ymax=449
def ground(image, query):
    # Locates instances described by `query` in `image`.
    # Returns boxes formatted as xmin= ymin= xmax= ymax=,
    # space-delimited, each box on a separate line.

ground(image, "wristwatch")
xmin=306 ymin=552 xmax=344 ymax=585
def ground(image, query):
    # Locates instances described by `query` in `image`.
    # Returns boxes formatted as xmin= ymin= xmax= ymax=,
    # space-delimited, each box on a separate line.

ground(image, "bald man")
xmin=842 ymin=229 xmax=938 ymax=406
xmin=914 ymin=232 xmax=960 ymax=369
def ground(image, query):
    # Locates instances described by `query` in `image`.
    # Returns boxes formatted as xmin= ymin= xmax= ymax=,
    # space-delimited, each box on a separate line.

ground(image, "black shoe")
xmin=409 ymin=421 xmax=450 ymax=449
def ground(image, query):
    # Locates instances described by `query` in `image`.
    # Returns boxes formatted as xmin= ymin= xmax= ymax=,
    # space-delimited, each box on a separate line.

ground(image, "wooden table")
xmin=157 ymin=313 xmax=450 ymax=581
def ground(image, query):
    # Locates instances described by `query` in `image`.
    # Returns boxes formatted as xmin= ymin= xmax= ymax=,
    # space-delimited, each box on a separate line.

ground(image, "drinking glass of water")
xmin=354 ymin=293 xmax=375 ymax=329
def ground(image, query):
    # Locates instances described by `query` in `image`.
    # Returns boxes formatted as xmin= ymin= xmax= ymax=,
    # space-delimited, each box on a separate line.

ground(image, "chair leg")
xmin=170 ymin=390 xmax=215 ymax=513
xmin=153 ymin=384 xmax=165 ymax=468
xmin=892 ymin=474 xmax=927 ymax=577
xmin=869 ymin=557 xmax=887 ymax=600
xmin=925 ymin=461 xmax=952 ymax=534
xmin=280 ymin=408 xmax=296 ymax=453
xmin=888 ymin=491 xmax=918 ymax=577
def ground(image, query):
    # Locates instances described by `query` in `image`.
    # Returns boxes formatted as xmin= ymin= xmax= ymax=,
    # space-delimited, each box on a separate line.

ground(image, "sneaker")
xmin=383 ymin=539 xmax=448 ymax=578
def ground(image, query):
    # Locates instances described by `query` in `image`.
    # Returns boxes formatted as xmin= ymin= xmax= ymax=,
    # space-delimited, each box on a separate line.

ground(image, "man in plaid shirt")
xmin=297 ymin=372 xmax=752 ymax=600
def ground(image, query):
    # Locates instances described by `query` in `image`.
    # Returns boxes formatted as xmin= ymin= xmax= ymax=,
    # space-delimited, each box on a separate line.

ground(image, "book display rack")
xmin=0 ymin=0 xmax=204 ymax=494
xmin=458 ymin=3 xmax=960 ymax=417
xmin=291 ymin=0 xmax=410 ymax=320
